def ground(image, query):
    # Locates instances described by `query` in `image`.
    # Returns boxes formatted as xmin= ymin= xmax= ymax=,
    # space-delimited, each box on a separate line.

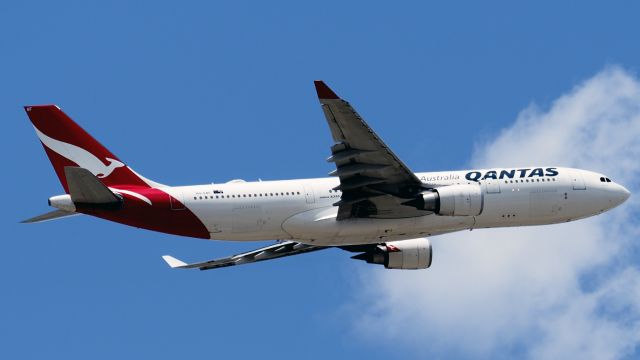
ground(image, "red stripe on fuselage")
xmin=81 ymin=186 xmax=209 ymax=239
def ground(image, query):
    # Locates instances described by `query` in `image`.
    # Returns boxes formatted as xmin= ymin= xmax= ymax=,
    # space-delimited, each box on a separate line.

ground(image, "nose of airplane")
xmin=610 ymin=183 xmax=631 ymax=207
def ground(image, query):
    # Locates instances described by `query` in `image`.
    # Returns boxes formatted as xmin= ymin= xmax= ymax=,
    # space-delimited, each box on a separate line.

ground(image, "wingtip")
xmin=162 ymin=255 xmax=187 ymax=268
xmin=314 ymin=80 xmax=340 ymax=99
xmin=24 ymin=104 xmax=61 ymax=112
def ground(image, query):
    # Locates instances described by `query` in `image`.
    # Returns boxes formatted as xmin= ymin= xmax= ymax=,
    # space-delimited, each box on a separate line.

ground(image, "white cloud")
xmin=349 ymin=67 xmax=640 ymax=360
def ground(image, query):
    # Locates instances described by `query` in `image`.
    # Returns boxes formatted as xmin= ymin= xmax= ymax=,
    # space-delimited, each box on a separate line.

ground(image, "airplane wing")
xmin=314 ymin=81 xmax=427 ymax=220
xmin=162 ymin=241 xmax=327 ymax=270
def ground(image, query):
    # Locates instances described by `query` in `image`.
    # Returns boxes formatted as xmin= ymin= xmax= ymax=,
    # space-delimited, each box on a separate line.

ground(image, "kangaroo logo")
xmin=109 ymin=187 xmax=153 ymax=205
xmin=34 ymin=126 xmax=125 ymax=178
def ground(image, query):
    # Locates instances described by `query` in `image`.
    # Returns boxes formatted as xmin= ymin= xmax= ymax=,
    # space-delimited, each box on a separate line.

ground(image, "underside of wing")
xmin=314 ymin=81 xmax=429 ymax=220
xmin=162 ymin=241 xmax=327 ymax=270
xmin=162 ymin=238 xmax=434 ymax=271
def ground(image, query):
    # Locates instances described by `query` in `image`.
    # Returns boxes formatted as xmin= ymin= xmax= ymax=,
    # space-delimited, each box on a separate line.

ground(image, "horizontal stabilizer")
xmin=21 ymin=209 xmax=80 ymax=223
xmin=65 ymin=166 xmax=122 ymax=207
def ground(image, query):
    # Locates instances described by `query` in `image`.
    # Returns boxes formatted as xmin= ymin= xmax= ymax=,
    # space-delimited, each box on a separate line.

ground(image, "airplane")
xmin=22 ymin=81 xmax=631 ymax=270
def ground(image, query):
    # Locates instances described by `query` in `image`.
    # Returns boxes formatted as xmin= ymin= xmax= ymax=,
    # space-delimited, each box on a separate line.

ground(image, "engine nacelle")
xmin=352 ymin=238 xmax=432 ymax=270
xmin=48 ymin=194 xmax=76 ymax=212
xmin=406 ymin=184 xmax=483 ymax=216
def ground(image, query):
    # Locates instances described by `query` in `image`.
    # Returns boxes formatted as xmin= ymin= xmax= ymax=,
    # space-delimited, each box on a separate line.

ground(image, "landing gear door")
xmin=571 ymin=171 xmax=586 ymax=190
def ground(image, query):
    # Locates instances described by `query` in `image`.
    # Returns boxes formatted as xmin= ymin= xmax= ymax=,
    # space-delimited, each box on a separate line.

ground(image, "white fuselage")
xmin=166 ymin=166 xmax=629 ymax=246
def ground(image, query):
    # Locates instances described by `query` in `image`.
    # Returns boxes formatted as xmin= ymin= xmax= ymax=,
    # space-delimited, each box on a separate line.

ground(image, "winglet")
xmin=314 ymin=80 xmax=340 ymax=99
xmin=162 ymin=255 xmax=187 ymax=268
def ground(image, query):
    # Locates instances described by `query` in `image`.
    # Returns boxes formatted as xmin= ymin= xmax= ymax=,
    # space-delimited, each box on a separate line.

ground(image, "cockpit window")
xmin=606 ymin=178 xmax=612 ymax=183
xmin=600 ymin=176 xmax=612 ymax=183
xmin=600 ymin=177 xmax=605 ymax=182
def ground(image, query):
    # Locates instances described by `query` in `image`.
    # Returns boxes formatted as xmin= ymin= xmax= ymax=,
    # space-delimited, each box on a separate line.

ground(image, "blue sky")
xmin=2 ymin=1 xmax=640 ymax=359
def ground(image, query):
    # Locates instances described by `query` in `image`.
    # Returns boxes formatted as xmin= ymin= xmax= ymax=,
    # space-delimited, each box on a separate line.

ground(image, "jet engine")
xmin=351 ymin=238 xmax=432 ymax=270
xmin=404 ymin=184 xmax=484 ymax=216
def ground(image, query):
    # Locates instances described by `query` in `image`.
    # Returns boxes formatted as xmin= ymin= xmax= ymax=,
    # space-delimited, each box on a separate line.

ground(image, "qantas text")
xmin=465 ymin=167 xmax=559 ymax=181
